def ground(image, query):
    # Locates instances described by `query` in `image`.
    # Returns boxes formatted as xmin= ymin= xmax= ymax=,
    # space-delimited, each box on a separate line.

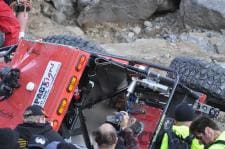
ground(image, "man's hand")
xmin=17 ymin=0 xmax=32 ymax=8
xmin=119 ymin=111 xmax=130 ymax=129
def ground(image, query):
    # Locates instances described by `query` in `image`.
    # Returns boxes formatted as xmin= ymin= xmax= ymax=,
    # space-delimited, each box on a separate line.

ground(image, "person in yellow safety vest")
xmin=160 ymin=102 xmax=204 ymax=149
xmin=190 ymin=115 xmax=225 ymax=149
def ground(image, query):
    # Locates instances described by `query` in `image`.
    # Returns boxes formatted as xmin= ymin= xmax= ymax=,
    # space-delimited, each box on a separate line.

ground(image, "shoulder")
xmin=209 ymin=132 xmax=225 ymax=149
xmin=172 ymin=125 xmax=189 ymax=138
xmin=172 ymin=125 xmax=189 ymax=132
xmin=191 ymin=139 xmax=204 ymax=149
xmin=218 ymin=131 xmax=225 ymax=140
xmin=209 ymin=144 xmax=225 ymax=149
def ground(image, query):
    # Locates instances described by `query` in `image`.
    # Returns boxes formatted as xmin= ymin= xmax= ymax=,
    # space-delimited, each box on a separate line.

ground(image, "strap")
xmin=184 ymin=134 xmax=194 ymax=145
xmin=166 ymin=129 xmax=193 ymax=149
xmin=166 ymin=128 xmax=193 ymax=143
xmin=166 ymin=129 xmax=175 ymax=149
xmin=166 ymin=128 xmax=174 ymax=140
xmin=166 ymin=129 xmax=185 ymax=143
xmin=213 ymin=140 xmax=225 ymax=145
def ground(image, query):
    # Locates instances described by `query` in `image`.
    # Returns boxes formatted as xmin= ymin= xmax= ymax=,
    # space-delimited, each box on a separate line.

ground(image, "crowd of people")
xmin=0 ymin=102 xmax=223 ymax=149
xmin=93 ymin=111 xmax=143 ymax=149
xmin=90 ymin=102 xmax=225 ymax=149
xmin=1 ymin=1 xmax=225 ymax=148
xmin=0 ymin=104 xmax=144 ymax=149
xmin=159 ymin=102 xmax=225 ymax=149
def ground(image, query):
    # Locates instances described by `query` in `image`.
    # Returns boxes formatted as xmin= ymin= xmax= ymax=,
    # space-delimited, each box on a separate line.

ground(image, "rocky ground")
xmin=27 ymin=0 xmax=225 ymax=67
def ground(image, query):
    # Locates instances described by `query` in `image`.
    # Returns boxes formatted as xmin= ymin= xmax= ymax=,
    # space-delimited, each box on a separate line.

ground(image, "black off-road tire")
xmin=43 ymin=35 xmax=105 ymax=53
xmin=169 ymin=56 xmax=225 ymax=102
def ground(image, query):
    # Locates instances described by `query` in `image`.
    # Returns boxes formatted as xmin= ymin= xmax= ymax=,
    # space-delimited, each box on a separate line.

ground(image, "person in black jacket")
xmin=15 ymin=105 xmax=65 ymax=148
xmin=0 ymin=128 xmax=19 ymax=149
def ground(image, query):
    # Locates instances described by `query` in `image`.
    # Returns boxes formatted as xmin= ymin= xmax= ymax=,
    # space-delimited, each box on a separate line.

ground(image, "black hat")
xmin=0 ymin=128 xmax=19 ymax=149
xmin=175 ymin=102 xmax=194 ymax=122
xmin=28 ymin=135 xmax=48 ymax=149
xmin=24 ymin=105 xmax=48 ymax=117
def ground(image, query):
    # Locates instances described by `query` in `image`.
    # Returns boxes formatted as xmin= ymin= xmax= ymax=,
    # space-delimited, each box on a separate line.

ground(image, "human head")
xmin=56 ymin=143 xmax=78 ymax=149
xmin=175 ymin=102 xmax=194 ymax=122
xmin=93 ymin=123 xmax=118 ymax=149
xmin=0 ymin=128 xmax=19 ymax=149
xmin=23 ymin=105 xmax=48 ymax=124
xmin=190 ymin=115 xmax=220 ymax=145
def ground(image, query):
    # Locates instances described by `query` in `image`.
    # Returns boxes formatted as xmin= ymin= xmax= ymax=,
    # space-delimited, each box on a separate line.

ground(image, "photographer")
xmin=93 ymin=123 xmax=118 ymax=149
xmin=93 ymin=111 xmax=141 ymax=149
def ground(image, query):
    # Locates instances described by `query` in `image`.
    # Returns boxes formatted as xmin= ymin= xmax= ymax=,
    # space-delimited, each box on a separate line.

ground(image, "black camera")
xmin=0 ymin=67 xmax=20 ymax=100
xmin=106 ymin=112 xmax=126 ymax=125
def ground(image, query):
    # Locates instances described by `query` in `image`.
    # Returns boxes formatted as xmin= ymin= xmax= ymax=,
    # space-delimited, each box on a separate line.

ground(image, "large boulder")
xmin=180 ymin=0 xmax=225 ymax=30
xmin=77 ymin=0 xmax=99 ymax=11
xmin=157 ymin=0 xmax=180 ymax=12
xmin=179 ymin=32 xmax=225 ymax=54
xmin=77 ymin=0 xmax=158 ymax=25
xmin=77 ymin=0 xmax=179 ymax=26
xmin=41 ymin=0 xmax=180 ymax=25
xmin=42 ymin=0 xmax=77 ymax=23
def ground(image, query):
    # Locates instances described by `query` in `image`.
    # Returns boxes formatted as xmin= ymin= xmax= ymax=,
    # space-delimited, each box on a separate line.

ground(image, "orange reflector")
xmin=57 ymin=98 xmax=68 ymax=115
xmin=53 ymin=120 xmax=58 ymax=129
xmin=67 ymin=76 xmax=77 ymax=92
xmin=76 ymin=55 xmax=86 ymax=71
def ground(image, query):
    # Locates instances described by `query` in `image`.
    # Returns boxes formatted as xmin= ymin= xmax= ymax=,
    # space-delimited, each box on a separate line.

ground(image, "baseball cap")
xmin=24 ymin=105 xmax=48 ymax=117
xmin=175 ymin=102 xmax=194 ymax=122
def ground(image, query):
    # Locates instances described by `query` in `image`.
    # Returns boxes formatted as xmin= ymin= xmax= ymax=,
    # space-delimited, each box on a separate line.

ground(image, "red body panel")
xmin=0 ymin=40 xmax=90 ymax=130
xmin=134 ymin=106 xmax=162 ymax=149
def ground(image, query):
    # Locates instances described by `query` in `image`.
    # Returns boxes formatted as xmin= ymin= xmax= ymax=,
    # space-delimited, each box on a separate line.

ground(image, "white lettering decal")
xmin=32 ymin=61 xmax=61 ymax=107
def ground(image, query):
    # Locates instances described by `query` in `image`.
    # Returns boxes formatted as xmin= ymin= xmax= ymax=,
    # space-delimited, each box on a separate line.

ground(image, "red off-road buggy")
xmin=0 ymin=35 xmax=224 ymax=149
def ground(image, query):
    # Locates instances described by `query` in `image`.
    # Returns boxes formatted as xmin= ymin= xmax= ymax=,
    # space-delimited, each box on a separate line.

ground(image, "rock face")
xmin=77 ymin=0 xmax=98 ymax=11
xmin=180 ymin=0 xmax=225 ymax=30
xmin=101 ymin=38 xmax=211 ymax=65
xmin=179 ymin=32 xmax=225 ymax=54
xmin=40 ymin=0 xmax=225 ymax=31
xmin=157 ymin=0 xmax=180 ymax=12
xmin=77 ymin=0 xmax=157 ymax=25
xmin=42 ymin=0 xmax=77 ymax=23
xmin=42 ymin=0 xmax=180 ymax=25
xmin=77 ymin=0 xmax=180 ymax=26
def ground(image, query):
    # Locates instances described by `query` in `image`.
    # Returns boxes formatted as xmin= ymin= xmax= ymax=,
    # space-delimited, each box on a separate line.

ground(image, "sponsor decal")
xmin=32 ymin=61 xmax=61 ymax=107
